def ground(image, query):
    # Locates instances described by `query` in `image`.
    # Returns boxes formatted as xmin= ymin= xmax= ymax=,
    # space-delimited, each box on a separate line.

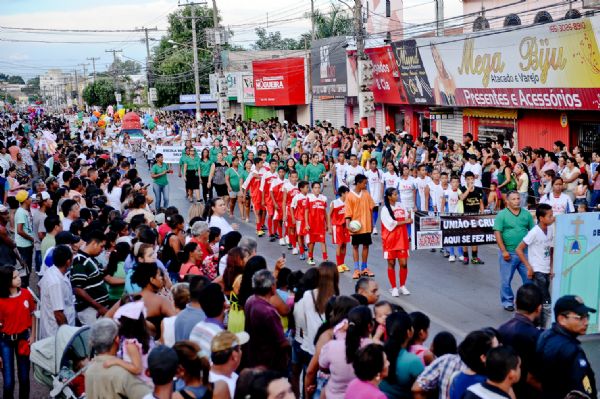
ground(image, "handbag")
xmin=227 ymin=292 xmax=245 ymax=333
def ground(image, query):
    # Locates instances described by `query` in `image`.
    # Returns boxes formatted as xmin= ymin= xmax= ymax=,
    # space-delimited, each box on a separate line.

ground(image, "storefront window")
xmin=578 ymin=123 xmax=600 ymax=155
xmin=477 ymin=119 xmax=515 ymax=147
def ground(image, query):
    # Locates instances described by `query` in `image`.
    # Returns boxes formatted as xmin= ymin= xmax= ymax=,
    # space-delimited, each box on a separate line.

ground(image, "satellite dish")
xmin=534 ymin=11 xmax=554 ymax=24
xmin=565 ymin=9 xmax=582 ymax=19
xmin=473 ymin=16 xmax=490 ymax=31
xmin=503 ymin=13 xmax=522 ymax=27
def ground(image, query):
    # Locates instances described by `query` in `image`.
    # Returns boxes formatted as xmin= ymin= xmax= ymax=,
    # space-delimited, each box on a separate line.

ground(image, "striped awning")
xmin=463 ymin=108 xmax=518 ymax=120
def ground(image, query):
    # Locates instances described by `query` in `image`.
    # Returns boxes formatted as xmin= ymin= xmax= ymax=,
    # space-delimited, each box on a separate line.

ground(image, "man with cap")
xmin=535 ymin=295 xmax=597 ymax=399
xmin=210 ymin=330 xmax=249 ymax=399
xmin=15 ymin=190 xmax=34 ymax=287
xmin=143 ymin=345 xmax=179 ymax=399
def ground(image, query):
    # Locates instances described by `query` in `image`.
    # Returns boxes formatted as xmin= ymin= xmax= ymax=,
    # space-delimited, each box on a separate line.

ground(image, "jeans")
xmin=34 ymin=250 xmax=42 ymax=274
xmin=519 ymin=192 xmax=528 ymax=208
xmin=0 ymin=333 xmax=30 ymax=399
xmin=16 ymin=246 xmax=32 ymax=288
xmin=591 ymin=190 xmax=600 ymax=208
xmin=153 ymin=183 xmax=169 ymax=209
xmin=533 ymin=272 xmax=552 ymax=328
xmin=498 ymin=250 xmax=530 ymax=307
xmin=447 ymin=247 xmax=464 ymax=257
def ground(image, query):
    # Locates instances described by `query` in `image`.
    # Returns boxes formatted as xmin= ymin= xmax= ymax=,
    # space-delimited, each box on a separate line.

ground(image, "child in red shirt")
xmin=291 ymin=180 xmax=310 ymax=260
xmin=329 ymin=185 xmax=351 ymax=273
xmin=270 ymin=167 xmax=287 ymax=244
xmin=306 ymin=182 xmax=329 ymax=265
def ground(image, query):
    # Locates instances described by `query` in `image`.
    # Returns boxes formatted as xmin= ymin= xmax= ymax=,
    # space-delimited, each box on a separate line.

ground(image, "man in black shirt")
xmin=459 ymin=171 xmax=485 ymax=265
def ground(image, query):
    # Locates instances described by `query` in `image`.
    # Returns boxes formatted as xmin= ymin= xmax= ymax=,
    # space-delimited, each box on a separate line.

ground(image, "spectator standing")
xmin=540 ymin=177 xmax=574 ymax=215
xmin=174 ymin=275 xmax=209 ymax=341
xmin=14 ymin=190 xmax=34 ymax=287
xmin=345 ymin=344 xmax=389 ymax=399
xmin=38 ymin=245 xmax=76 ymax=339
xmin=189 ymin=283 xmax=227 ymax=357
xmin=354 ymin=277 xmax=380 ymax=305
xmin=463 ymin=347 xmax=521 ymax=399
xmin=150 ymin=153 xmax=171 ymax=209
xmin=32 ymin=191 xmax=52 ymax=275
xmin=0 ymin=204 xmax=18 ymax=266
xmin=143 ymin=345 xmax=179 ymax=399
xmin=209 ymin=331 xmax=248 ymax=399
xmin=493 ymin=191 xmax=534 ymax=311
xmin=459 ymin=172 xmax=485 ymax=265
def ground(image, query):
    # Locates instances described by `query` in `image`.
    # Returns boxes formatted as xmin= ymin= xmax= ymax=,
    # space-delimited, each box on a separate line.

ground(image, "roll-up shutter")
xmin=313 ymin=98 xmax=345 ymax=128
xmin=375 ymin=105 xmax=384 ymax=135
xmin=436 ymin=110 xmax=463 ymax=143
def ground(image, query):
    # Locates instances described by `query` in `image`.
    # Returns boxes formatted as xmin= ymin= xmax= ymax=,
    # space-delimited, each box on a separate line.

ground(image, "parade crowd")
xmin=0 ymin=109 xmax=598 ymax=399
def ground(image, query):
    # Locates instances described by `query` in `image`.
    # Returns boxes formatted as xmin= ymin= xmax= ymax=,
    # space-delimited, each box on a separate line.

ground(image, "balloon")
xmin=98 ymin=120 xmax=106 ymax=127
xmin=147 ymin=120 xmax=156 ymax=130
xmin=77 ymin=111 xmax=83 ymax=120
xmin=153 ymin=116 xmax=159 ymax=123
xmin=90 ymin=115 xmax=98 ymax=122
xmin=117 ymin=104 xmax=124 ymax=110
xmin=93 ymin=110 xmax=101 ymax=117
xmin=118 ymin=109 xmax=125 ymax=118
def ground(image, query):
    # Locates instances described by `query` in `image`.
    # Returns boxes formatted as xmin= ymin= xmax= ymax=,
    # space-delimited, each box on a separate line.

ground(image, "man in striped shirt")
xmin=70 ymin=230 xmax=109 ymax=326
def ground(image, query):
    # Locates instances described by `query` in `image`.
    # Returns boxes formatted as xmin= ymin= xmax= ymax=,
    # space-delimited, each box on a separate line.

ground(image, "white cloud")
xmin=8 ymin=52 xmax=29 ymax=61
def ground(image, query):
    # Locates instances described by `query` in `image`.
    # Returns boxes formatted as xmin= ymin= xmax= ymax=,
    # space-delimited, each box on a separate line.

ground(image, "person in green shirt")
xmin=305 ymin=154 xmax=326 ymax=183
xmin=199 ymin=148 xmax=213 ymax=202
xmin=493 ymin=190 xmax=535 ymax=311
xmin=222 ymin=146 xmax=233 ymax=165
xmin=151 ymin=153 xmax=172 ymax=208
xmin=296 ymin=153 xmax=310 ymax=181
xmin=182 ymin=147 xmax=201 ymax=203
xmin=209 ymin=139 xmax=221 ymax=163
xmin=105 ymin=242 xmax=129 ymax=304
xmin=225 ymin=157 xmax=244 ymax=218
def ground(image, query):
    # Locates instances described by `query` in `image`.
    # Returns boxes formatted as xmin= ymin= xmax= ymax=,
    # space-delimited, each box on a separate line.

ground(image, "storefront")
xmin=252 ymin=57 xmax=309 ymax=124
xmin=463 ymin=108 xmax=518 ymax=146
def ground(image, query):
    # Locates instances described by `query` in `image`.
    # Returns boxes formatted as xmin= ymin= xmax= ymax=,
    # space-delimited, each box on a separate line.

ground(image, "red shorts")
xmin=265 ymin=202 xmax=275 ymax=216
xmin=331 ymin=225 xmax=350 ymax=245
xmin=273 ymin=208 xmax=283 ymax=221
xmin=251 ymin=195 xmax=265 ymax=211
xmin=384 ymin=249 xmax=409 ymax=260
xmin=296 ymin=221 xmax=308 ymax=236
xmin=308 ymin=233 xmax=326 ymax=244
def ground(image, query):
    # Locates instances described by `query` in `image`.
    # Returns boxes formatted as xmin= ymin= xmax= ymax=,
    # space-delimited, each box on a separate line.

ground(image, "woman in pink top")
xmin=345 ymin=344 xmax=389 ymax=399
xmin=318 ymin=306 xmax=373 ymax=399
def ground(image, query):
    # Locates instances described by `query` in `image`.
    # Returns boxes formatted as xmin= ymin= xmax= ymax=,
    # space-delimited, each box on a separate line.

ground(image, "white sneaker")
xmin=285 ymin=236 xmax=290 ymax=245
xmin=458 ymin=256 xmax=464 ymax=262
xmin=279 ymin=238 xmax=286 ymax=246
xmin=391 ymin=287 xmax=399 ymax=297
xmin=373 ymin=227 xmax=378 ymax=235
xmin=448 ymin=255 xmax=456 ymax=262
xmin=399 ymin=286 xmax=411 ymax=295
xmin=292 ymin=247 xmax=299 ymax=255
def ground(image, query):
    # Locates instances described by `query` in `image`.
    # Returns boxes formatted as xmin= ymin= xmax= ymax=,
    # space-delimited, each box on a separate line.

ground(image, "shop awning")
xmin=463 ymin=108 xmax=517 ymax=119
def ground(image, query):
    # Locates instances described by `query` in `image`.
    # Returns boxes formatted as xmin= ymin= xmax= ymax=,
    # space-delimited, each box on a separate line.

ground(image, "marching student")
xmin=440 ymin=175 xmax=464 ymax=262
xmin=306 ymin=182 xmax=329 ymax=265
xmin=270 ymin=167 xmax=287 ymax=245
xmin=365 ymin=159 xmax=384 ymax=235
xmin=282 ymin=170 xmax=300 ymax=253
xmin=381 ymin=187 xmax=412 ymax=296
xmin=345 ymin=174 xmax=375 ymax=279
xmin=241 ymin=158 xmax=267 ymax=237
xmin=290 ymin=181 xmax=310 ymax=261
xmin=329 ymin=185 xmax=351 ymax=273
xmin=261 ymin=159 xmax=278 ymax=241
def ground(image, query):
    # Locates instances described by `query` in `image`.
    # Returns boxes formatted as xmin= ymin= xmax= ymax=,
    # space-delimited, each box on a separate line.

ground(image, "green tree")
xmin=22 ymin=76 xmax=40 ymax=96
xmin=252 ymin=27 xmax=304 ymax=50
xmin=7 ymin=75 xmax=25 ymax=84
xmin=311 ymin=4 xmax=353 ymax=39
xmin=82 ymin=78 xmax=123 ymax=108
xmin=151 ymin=4 xmax=218 ymax=106
xmin=108 ymin=59 xmax=142 ymax=75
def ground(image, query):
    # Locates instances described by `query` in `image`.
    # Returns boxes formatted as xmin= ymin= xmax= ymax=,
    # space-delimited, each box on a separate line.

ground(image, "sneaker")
xmin=399 ymin=286 xmax=411 ymax=295
xmin=391 ymin=287 xmax=400 ymax=297
xmin=352 ymin=270 xmax=361 ymax=279
xmin=442 ymin=250 xmax=450 ymax=258
xmin=307 ymin=258 xmax=316 ymax=265
xmin=337 ymin=265 xmax=346 ymax=273
xmin=430 ymin=248 xmax=436 ymax=252
xmin=285 ymin=236 xmax=290 ymax=245
xmin=257 ymin=230 xmax=265 ymax=237
xmin=373 ymin=227 xmax=378 ymax=235
xmin=504 ymin=304 xmax=515 ymax=312
xmin=462 ymin=256 xmax=469 ymax=265
xmin=299 ymin=253 xmax=306 ymax=261
xmin=269 ymin=235 xmax=277 ymax=242
xmin=292 ymin=247 xmax=299 ymax=255
xmin=287 ymin=244 xmax=293 ymax=250
xmin=458 ymin=256 xmax=464 ymax=261
xmin=341 ymin=264 xmax=350 ymax=272
xmin=362 ymin=268 xmax=375 ymax=277
xmin=448 ymin=255 xmax=456 ymax=262
xmin=279 ymin=238 xmax=286 ymax=246
xmin=471 ymin=257 xmax=485 ymax=265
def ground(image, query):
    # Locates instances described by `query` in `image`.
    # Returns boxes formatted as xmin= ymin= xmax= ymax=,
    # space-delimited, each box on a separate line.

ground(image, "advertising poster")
xmin=552 ymin=212 xmax=600 ymax=333
xmin=252 ymin=57 xmax=306 ymax=106
xmin=156 ymin=145 xmax=185 ymax=164
xmin=411 ymin=211 xmax=497 ymax=250
xmin=364 ymin=46 xmax=408 ymax=104
xmin=396 ymin=16 xmax=600 ymax=110
xmin=238 ymin=74 xmax=255 ymax=103
xmin=311 ymin=36 xmax=348 ymax=98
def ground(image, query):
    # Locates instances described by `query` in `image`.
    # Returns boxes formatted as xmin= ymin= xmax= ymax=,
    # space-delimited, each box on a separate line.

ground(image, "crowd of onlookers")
xmin=0 ymin=109 xmax=597 ymax=399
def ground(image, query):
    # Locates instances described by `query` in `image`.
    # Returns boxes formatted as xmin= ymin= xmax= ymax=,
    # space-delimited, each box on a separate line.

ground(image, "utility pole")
xmin=78 ymin=63 xmax=89 ymax=106
xmin=87 ymin=57 xmax=100 ymax=83
xmin=311 ymin=0 xmax=316 ymax=41
xmin=435 ymin=0 xmax=444 ymax=36
xmin=135 ymin=26 xmax=158 ymax=107
xmin=105 ymin=49 xmax=123 ymax=105
xmin=73 ymin=69 xmax=79 ymax=107
xmin=354 ymin=0 xmax=373 ymax=133
xmin=179 ymin=1 xmax=206 ymax=122
xmin=212 ymin=0 xmax=227 ymax=124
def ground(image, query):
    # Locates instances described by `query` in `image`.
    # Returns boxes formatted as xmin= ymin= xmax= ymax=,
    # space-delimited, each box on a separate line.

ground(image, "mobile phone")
xmin=282 ymin=252 xmax=286 ymax=259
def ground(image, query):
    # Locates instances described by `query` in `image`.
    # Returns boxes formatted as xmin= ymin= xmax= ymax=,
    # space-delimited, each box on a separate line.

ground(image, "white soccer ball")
xmin=349 ymin=220 xmax=362 ymax=233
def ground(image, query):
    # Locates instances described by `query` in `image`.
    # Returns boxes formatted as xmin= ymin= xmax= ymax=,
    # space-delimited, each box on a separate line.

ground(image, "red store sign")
xmin=252 ymin=58 xmax=306 ymax=106
xmin=364 ymin=46 xmax=408 ymax=105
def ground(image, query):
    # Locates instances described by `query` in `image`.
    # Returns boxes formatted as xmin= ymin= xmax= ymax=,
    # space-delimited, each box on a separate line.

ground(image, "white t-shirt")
xmin=209 ymin=215 xmax=233 ymax=235
xmin=428 ymin=181 xmax=444 ymax=211
xmin=334 ymin=162 xmax=348 ymax=188
xmin=443 ymin=188 xmax=461 ymax=213
xmin=414 ymin=176 xmax=432 ymax=211
xmin=462 ymin=162 xmax=483 ymax=187
xmin=382 ymin=171 xmax=400 ymax=192
xmin=365 ymin=169 xmax=383 ymax=204
xmin=398 ymin=176 xmax=416 ymax=209
xmin=344 ymin=164 xmax=365 ymax=187
xmin=38 ymin=266 xmax=77 ymax=339
xmin=523 ymin=225 xmax=554 ymax=273
xmin=209 ymin=371 xmax=238 ymax=399
xmin=539 ymin=193 xmax=573 ymax=215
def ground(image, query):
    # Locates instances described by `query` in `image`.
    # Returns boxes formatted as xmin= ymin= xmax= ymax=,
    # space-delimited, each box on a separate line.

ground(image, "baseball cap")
xmin=554 ymin=295 xmax=597 ymax=316
xmin=147 ymin=345 xmax=179 ymax=385
xmin=211 ymin=330 xmax=249 ymax=353
xmin=36 ymin=191 xmax=51 ymax=201
xmin=15 ymin=190 xmax=32 ymax=203
xmin=56 ymin=231 xmax=81 ymax=245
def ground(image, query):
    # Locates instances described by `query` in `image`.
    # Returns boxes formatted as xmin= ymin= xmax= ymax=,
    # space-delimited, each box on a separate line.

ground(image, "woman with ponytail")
xmin=381 ymin=187 xmax=412 ymax=297
xmin=318 ymin=305 xmax=373 ymax=399
xmin=379 ymin=312 xmax=424 ymax=399
xmin=172 ymin=340 xmax=228 ymax=399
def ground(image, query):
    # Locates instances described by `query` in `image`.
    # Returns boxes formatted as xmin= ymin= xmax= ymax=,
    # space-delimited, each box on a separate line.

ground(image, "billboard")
xmin=392 ymin=16 xmax=600 ymax=110
xmin=209 ymin=72 xmax=241 ymax=99
xmin=238 ymin=74 xmax=255 ymax=103
xmin=364 ymin=46 xmax=408 ymax=105
xmin=311 ymin=36 xmax=348 ymax=98
xmin=253 ymin=57 xmax=306 ymax=106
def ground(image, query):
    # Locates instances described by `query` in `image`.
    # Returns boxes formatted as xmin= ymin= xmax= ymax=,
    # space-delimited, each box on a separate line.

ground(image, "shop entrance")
xmin=477 ymin=119 xmax=515 ymax=147
xmin=577 ymin=123 xmax=600 ymax=154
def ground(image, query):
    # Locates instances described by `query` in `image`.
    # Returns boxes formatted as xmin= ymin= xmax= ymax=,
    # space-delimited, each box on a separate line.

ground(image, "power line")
xmin=0 ymin=25 xmax=167 ymax=33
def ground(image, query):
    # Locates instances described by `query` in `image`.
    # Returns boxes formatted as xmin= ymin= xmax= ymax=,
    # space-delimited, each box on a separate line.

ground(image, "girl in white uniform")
xmin=365 ymin=159 xmax=384 ymax=234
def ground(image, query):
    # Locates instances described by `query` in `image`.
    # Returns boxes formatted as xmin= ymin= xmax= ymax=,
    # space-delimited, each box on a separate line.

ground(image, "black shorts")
xmin=185 ymin=170 xmax=200 ymax=190
xmin=351 ymin=232 xmax=372 ymax=246
xmin=214 ymin=183 xmax=228 ymax=197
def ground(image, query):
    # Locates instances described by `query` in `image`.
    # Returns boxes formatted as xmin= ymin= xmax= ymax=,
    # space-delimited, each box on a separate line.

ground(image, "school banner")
xmin=552 ymin=212 xmax=600 ymax=333
xmin=411 ymin=211 xmax=497 ymax=250
xmin=156 ymin=145 xmax=184 ymax=164
xmin=392 ymin=16 xmax=600 ymax=110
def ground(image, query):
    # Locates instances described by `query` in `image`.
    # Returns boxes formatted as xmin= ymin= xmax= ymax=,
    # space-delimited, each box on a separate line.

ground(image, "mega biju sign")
xmin=392 ymin=16 xmax=600 ymax=110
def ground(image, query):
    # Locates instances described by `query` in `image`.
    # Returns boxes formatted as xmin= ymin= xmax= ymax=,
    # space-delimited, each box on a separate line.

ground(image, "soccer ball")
xmin=348 ymin=220 xmax=362 ymax=233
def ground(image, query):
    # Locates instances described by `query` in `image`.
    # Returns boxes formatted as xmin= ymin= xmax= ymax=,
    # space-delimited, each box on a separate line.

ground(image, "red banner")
xmin=253 ymin=58 xmax=306 ymax=106
xmin=364 ymin=46 xmax=408 ymax=105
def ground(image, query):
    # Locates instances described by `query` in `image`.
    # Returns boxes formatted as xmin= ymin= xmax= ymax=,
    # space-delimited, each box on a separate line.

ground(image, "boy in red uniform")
xmin=261 ymin=159 xmax=278 ymax=240
xmin=306 ymin=182 xmax=329 ymax=265
xmin=290 ymin=180 xmax=310 ymax=260
xmin=381 ymin=187 xmax=412 ymax=297
xmin=242 ymin=158 xmax=266 ymax=237
xmin=270 ymin=167 xmax=286 ymax=244
xmin=282 ymin=171 xmax=300 ymax=253
xmin=329 ymin=185 xmax=351 ymax=273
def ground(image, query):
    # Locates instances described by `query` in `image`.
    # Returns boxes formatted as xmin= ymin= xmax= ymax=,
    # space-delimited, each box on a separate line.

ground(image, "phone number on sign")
xmin=549 ymin=21 xmax=586 ymax=33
